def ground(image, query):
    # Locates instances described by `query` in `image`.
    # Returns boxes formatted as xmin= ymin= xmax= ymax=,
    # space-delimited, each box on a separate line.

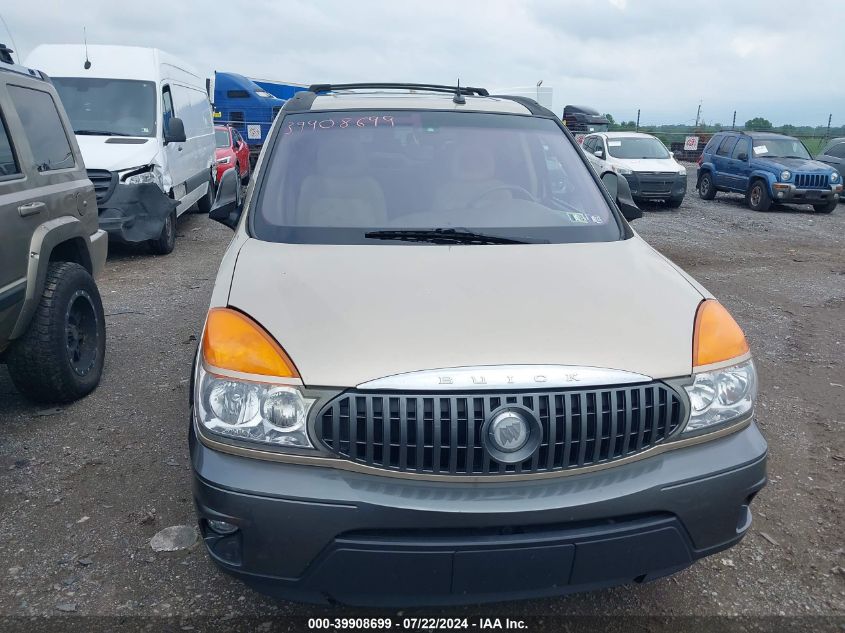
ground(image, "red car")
xmin=214 ymin=125 xmax=250 ymax=184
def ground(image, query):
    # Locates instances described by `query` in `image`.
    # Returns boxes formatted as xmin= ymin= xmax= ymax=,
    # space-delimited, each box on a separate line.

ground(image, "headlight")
xmin=683 ymin=359 xmax=756 ymax=434
xmin=677 ymin=166 xmax=687 ymax=175
xmin=196 ymin=364 xmax=315 ymax=448
xmin=121 ymin=165 xmax=161 ymax=187
xmin=780 ymin=170 xmax=791 ymax=182
xmin=831 ymin=172 xmax=840 ymax=183
xmin=614 ymin=165 xmax=633 ymax=175
xmin=216 ymin=156 xmax=232 ymax=165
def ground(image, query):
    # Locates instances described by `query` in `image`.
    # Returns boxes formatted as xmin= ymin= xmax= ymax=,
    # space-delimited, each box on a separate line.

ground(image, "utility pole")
xmin=536 ymin=80 xmax=543 ymax=103
xmin=732 ymin=111 xmax=737 ymax=130
xmin=636 ymin=109 xmax=640 ymax=133
xmin=825 ymin=113 xmax=832 ymax=142
xmin=694 ymin=101 xmax=702 ymax=129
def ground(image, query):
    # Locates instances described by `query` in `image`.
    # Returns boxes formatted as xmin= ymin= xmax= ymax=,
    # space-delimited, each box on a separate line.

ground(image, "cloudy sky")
xmin=2 ymin=0 xmax=842 ymax=126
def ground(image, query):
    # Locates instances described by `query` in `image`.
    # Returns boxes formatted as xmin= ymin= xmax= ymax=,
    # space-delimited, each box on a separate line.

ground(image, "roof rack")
xmin=308 ymin=82 xmax=490 ymax=97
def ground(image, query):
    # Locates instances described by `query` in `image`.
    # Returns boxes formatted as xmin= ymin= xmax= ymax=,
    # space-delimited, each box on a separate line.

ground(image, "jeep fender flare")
xmin=696 ymin=165 xmax=713 ymax=188
xmin=747 ymin=171 xmax=775 ymax=195
xmin=9 ymin=216 xmax=103 ymax=340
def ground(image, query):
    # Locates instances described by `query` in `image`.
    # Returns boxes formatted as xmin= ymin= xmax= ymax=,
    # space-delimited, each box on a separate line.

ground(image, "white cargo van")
xmin=25 ymin=44 xmax=215 ymax=254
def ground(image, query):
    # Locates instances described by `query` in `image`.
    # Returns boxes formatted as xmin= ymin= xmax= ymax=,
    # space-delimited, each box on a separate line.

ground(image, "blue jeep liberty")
xmin=697 ymin=131 xmax=841 ymax=213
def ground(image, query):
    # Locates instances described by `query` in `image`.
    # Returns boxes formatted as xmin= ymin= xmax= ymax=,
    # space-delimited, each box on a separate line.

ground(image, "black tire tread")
xmin=6 ymin=262 xmax=105 ymax=403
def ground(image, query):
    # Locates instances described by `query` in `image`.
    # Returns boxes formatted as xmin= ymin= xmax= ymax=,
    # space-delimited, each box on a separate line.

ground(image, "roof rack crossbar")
xmin=308 ymin=82 xmax=489 ymax=97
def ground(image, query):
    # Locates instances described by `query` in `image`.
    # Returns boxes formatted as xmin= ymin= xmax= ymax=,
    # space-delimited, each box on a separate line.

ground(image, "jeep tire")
xmin=747 ymin=180 xmax=772 ymax=212
xmin=149 ymin=208 xmax=177 ymax=255
xmin=813 ymin=199 xmax=837 ymax=214
xmin=698 ymin=172 xmax=716 ymax=200
xmin=6 ymin=262 xmax=106 ymax=403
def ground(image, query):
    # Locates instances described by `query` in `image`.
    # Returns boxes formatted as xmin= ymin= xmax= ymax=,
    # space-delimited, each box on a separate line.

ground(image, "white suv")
xmin=191 ymin=83 xmax=766 ymax=607
xmin=583 ymin=131 xmax=687 ymax=208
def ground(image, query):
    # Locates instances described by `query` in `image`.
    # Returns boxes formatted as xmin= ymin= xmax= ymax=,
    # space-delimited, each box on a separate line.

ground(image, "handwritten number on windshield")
xmin=284 ymin=116 xmax=394 ymax=135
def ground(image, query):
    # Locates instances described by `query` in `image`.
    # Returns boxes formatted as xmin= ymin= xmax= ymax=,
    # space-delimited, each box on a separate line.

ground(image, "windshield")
xmin=752 ymin=138 xmax=811 ymax=160
xmin=51 ymin=78 xmax=157 ymax=138
xmin=253 ymin=110 xmax=621 ymax=245
xmin=215 ymin=129 xmax=231 ymax=148
xmin=607 ymin=137 xmax=670 ymax=159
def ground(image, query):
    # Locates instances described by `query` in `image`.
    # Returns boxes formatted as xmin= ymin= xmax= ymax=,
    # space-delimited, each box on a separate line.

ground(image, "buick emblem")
xmin=489 ymin=411 xmax=529 ymax=452
xmin=482 ymin=405 xmax=542 ymax=464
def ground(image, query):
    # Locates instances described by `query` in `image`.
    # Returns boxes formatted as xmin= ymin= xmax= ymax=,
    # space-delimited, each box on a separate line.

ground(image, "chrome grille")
xmin=86 ymin=169 xmax=116 ymax=206
xmin=315 ymin=384 xmax=686 ymax=476
xmin=795 ymin=173 xmax=829 ymax=189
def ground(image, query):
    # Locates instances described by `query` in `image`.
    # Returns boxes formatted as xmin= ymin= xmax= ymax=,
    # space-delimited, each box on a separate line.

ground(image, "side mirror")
xmin=601 ymin=171 xmax=642 ymax=222
xmin=669 ymin=151 xmax=675 ymax=158
xmin=164 ymin=117 xmax=187 ymax=144
xmin=737 ymin=152 xmax=748 ymax=162
xmin=594 ymin=149 xmax=604 ymax=159
xmin=208 ymin=168 xmax=242 ymax=229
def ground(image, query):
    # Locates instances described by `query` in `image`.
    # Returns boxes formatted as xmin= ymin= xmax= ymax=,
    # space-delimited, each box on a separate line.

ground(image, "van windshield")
xmin=51 ymin=78 xmax=157 ymax=138
xmin=253 ymin=110 xmax=621 ymax=245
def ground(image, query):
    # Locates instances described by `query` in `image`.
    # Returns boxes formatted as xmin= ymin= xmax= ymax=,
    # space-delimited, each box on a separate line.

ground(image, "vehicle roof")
xmin=0 ymin=58 xmax=47 ymax=82
xmin=24 ymin=44 xmax=203 ymax=83
xmin=309 ymin=91 xmax=532 ymax=114
xmin=715 ymin=130 xmax=795 ymax=140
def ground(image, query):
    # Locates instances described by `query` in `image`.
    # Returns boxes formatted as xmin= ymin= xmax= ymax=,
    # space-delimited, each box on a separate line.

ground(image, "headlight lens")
xmin=216 ymin=156 xmax=231 ymax=165
xmin=121 ymin=165 xmax=161 ymax=186
xmin=614 ymin=165 xmax=633 ymax=175
xmin=677 ymin=166 xmax=687 ymax=175
xmin=780 ymin=170 xmax=791 ymax=182
xmin=831 ymin=172 xmax=840 ymax=183
xmin=683 ymin=359 xmax=756 ymax=434
xmin=196 ymin=364 xmax=314 ymax=448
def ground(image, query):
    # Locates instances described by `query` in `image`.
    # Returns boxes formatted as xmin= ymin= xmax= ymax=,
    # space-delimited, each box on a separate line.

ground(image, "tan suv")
xmin=192 ymin=83 xmax=766 ymax=606
xmin=0 ymin=48 xmax=107 ymax=402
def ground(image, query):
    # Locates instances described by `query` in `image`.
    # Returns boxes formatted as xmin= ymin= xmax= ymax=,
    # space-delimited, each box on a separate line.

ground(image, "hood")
xmin=755 ymin=156 xmax=835 ymax=173
xmin=226 ymin=237 xmax=705 ymax=387
xmin=614 ymin=157 xmax=682 ymax=173
xmin=75 ymin=135 xmax=159 ymax=172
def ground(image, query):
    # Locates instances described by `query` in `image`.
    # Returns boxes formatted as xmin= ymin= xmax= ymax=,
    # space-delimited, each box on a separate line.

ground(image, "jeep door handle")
xmin=18 ymin=201 xmax=46 ymax=217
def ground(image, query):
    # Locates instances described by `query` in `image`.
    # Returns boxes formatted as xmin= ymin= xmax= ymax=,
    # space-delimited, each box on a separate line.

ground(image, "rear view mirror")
xmin=164 ymin=117 xmax=187 ymax=144
xmin=601 ymin=172 xmax=642 ymax=222
xmin=209 ymin=169 xmax=242 ymax=229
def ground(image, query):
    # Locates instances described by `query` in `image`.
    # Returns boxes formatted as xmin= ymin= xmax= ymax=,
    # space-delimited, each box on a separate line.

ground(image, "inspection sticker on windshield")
xmin=567 ymin=212 xmax=589 ymax=224
xmin=608 ymin=140 xmax=622 ymax=147
xmin=753 ymin=145 xmax=768 ymax=155
xmin=590 ymin=215 xmax=605 ymax=224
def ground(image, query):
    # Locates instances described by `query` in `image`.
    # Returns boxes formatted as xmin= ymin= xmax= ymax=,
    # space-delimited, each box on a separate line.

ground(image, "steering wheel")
xmin=468 ymin=185 xmax=538 ymax=208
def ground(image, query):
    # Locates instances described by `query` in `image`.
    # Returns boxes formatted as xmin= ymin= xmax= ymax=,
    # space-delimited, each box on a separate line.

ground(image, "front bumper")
xmin=97 ymin=182 xmax=178 ymax=243
xmin=771 ymin=182 xmax=840 ymax=204
xmin=623 ymin=172 xmax=687 ymax=200
xmin=191 ymin=421 xmax=767 ymax=606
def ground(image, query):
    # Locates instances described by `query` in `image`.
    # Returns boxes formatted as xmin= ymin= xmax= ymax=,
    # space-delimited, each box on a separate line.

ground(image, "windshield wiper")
xmin=74 ymin=129 xmax=134 ymax=137
xmin=364 ymin=228 xmax=543 ymax=245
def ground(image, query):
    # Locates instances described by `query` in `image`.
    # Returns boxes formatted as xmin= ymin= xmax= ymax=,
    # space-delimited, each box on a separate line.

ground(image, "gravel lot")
xmin=1 ymin=170 xmax=843 ymax=624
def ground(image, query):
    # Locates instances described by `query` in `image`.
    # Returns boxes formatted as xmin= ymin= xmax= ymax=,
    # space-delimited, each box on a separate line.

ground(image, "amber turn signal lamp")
xmin=202 ymin=308 xmax=299 ymax=378
xmin=692 ymin=300 xmax=749 ymax=368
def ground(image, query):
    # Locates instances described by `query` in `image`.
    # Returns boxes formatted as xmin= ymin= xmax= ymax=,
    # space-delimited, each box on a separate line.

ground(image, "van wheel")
xmin=698 ymin=172 xmax=716 ymax=200
xmin=6 ymin=262 xmax=105 ymax=403
xmin=149 ymin=209 xmax=177 ymax=255
xmin=813 ymin=200 xmax=837 ymax=214
xmin=747 ymin=180 xmax=772 ymax=212
xmin=196 ymin=175 xmax=214 ymax=214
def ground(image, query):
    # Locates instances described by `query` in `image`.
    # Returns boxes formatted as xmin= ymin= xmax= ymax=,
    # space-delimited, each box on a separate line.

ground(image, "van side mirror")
xmin=601 ymin=171 xmax=642 ymax=222
xmin=164 ymin=117 xmax=187 ymax=144
xmin=594 ymin=149 xmax=604 ymax=159
xmin=209 ymin=169 xmax=242 ymax=229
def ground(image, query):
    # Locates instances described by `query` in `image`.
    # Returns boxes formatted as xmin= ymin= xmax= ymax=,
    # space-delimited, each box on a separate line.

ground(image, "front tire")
xmin=747 ymin=180 xmax=772 ymax=212
xmin=6 ymin=262 xmax=106 ymax=403
xmin=698 ymin=172 xmax=716 ymax=200
xmin=813 ymin=199 xmax=837 ymax=214
xmin=148 ymin=208 xmax=176 ymax=255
